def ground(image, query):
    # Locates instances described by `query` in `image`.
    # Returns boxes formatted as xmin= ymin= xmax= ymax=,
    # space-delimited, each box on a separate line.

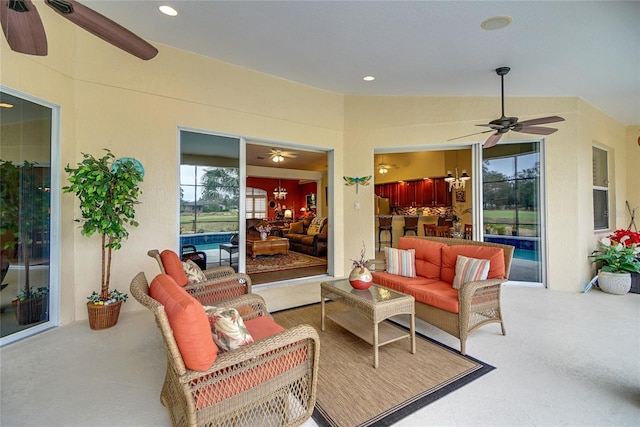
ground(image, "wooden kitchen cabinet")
xmin=376 ymin=178 xmax=451 ymax=207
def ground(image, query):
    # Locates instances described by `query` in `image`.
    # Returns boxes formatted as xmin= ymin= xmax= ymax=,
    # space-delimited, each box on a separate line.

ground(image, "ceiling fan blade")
xmin=45 ymin=0 xmax=157 ymax=60
xmin=447 ymin=129 xmax=494 ymax=141
xmin=483 ymin=132 xmax=503 ymax=149
xmin=517 ymin=116 xmax=565 ymax=127
xmin=514 ymin=126 xmax=558 ymax=136
xmin=0 ymin=0 xmax=47 ymax=55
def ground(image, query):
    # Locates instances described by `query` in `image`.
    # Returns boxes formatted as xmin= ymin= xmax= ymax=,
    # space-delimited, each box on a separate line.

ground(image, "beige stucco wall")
xmin=344 ymin=95 xmax=631 ymax=292
xmin=1 ymin=9 xmax=344 ymax=323
xmin=1 ymin=7 xmax=636 ymax=325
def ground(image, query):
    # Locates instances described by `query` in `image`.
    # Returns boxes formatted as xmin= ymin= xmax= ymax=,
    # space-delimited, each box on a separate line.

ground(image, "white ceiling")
xmin=84 ymin=1 xmax=638 ymax=125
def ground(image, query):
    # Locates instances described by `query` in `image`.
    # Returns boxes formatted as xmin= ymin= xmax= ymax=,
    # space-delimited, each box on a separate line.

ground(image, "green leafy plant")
xmin=591 ymin=237 xmax=640 ymax=274
xmin=63 ymin=150 xmax=143 ymax=303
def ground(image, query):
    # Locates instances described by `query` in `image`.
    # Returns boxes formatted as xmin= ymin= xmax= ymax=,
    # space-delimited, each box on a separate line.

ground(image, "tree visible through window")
xmin=180 ymin=165 xmax=239 ymax=233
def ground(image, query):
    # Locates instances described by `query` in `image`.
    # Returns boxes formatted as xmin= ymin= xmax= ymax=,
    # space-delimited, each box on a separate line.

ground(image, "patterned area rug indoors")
xmin=273 ymin=303 xmax=495 ymax=427
xmin=246 ymin=251 xmax=326 ymax=274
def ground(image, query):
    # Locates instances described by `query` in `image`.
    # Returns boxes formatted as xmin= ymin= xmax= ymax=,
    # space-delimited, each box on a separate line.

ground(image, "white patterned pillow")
xmin=307 ymin=217 xmax=326 ymax=235
xmin=452 ymin=255 xmax=490 ymax=290
xmin=384 ymin=247 xmax=417 ymax=278
xmin=182 ymin=260 xmax=207 ymax=284
xmin=204 ymin=306 xmax=255 ymax=352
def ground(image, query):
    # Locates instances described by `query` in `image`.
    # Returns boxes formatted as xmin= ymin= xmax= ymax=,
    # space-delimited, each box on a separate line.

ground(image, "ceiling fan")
xmin=450 ymin=67 xmax=565 ymax=148
xmin=1 ymin=0 xmax=158 ymax=60
xmin=267 ymin=148 xmax=298 ymax=163
xmin=377 ymin=162 xmax=397 ymax=174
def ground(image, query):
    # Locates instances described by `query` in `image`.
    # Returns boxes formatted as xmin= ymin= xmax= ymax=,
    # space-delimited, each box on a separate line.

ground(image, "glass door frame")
xmin=0 ymin=86 xmax=61 ymax=346
xmin=473 ymin=140 xmax=547 ymax=287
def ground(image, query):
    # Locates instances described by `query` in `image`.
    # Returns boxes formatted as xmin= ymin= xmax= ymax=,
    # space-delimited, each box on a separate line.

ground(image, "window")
xmin=246 ymin=187 xmax=267 ymax=218
xmin=592 ymin=147 xmax=609 ymax=231
xmin=179 ymin=165 xmax=239 ymax=234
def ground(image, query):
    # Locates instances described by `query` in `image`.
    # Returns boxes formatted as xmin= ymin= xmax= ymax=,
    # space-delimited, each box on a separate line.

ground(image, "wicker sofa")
xmin=130 ymin=272 xmax=320 ymax=427
xmin=282 ymin=216 xmax=328 ymax=257
xmin=370 ymin=236 xmax=514 ymax=355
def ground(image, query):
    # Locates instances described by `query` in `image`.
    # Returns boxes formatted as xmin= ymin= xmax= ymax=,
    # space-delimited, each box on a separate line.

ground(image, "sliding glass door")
xmin=482 ymin=141 xmax=546 ymax=285
xmin=1 ymin=88 xmax=58 ymax=344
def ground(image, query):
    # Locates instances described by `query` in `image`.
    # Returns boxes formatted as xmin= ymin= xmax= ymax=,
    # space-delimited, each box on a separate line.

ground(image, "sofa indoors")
xmin=282 ymin=216 xmax=328 ymax=257
xmin=370 ymin=236 xmax=514 ymax=355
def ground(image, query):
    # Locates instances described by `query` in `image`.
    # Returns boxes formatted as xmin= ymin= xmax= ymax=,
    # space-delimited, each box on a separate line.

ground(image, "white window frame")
xmin=592 ymin=146 xmax=609 ymax=231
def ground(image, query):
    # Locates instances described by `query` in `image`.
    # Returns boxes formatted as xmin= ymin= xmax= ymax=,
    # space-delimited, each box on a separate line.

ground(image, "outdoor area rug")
xmin=246 ymin=251 xmax=326 ymax=274
xmin=272 ymin=303 xmax=495 ymax=427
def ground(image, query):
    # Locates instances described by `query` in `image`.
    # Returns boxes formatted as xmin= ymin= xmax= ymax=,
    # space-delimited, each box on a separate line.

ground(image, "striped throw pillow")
xmin=452 ymin=255 xmax=490 ymax=290
xmin=384 ymin=247 xmax=417 ymax=278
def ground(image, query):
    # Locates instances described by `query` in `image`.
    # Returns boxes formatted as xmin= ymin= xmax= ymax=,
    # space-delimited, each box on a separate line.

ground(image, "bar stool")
xmin=403 ymin=216 xmax=419 ymax=236
xmin=464 ymin=224 xmax=473 ymax=240
xmin=423 ymin=224 xmax=436 ymax=236
xmin=378 ymin=215 xmax=393 ymax=251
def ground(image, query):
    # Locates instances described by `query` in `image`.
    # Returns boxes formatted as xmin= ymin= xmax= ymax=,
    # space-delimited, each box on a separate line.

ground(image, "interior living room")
xmin=1 ymin=2 xmax=638 ymax=426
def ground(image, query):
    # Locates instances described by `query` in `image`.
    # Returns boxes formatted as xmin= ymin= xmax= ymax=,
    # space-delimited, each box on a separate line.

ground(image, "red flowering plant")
xmin=608 ymin=229 xmax=640 ymax=247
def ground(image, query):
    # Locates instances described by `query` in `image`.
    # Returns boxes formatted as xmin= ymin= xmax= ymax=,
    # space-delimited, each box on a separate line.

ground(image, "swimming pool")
xmin=485 ymin=236 xmax=540 ymax=261
xmin=181 ymin=232 xmax=236 ymax=251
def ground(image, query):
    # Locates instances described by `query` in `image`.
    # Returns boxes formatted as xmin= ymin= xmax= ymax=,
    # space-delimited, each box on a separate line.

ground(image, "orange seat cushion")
xmin=192 ymin=318 xmax=306 ymax=410
xmin=371 ymin=271 xmax=434 ymax=294
xmin=398 ymin=237 xmax=446 ymax=280
xmin=160 ymin=249 xmax=189 ymax=287
xmin=244 ymin=316 xmax=286 ymax=341
xmin=409 ymin=281 xmax=459 ymax=313
xmin=441 ymin=245 xmax=505 ymax=284
xmin=149 ymin=274 xmax=218 ymax=371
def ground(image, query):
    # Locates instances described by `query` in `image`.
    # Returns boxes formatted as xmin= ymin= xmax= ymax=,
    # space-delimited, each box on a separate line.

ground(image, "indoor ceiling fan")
xmin=1 ymin=0 xmax=158 ymax=60
xmin=450 ymin=67 xmax=565 ymax=148
xmin=266 ymin=148 xmax=298 ymax=163
xmin=377 ymin=161 xmax=397 ymax=174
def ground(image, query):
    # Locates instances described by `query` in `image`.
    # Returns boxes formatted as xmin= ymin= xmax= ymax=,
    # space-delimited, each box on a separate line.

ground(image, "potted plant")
xmin=0 ymin=160 xmax=50 ymax=325
xmin=349 ymin=241 xmax=372 ymax=290
xmin=590 ymin=231 xmax=640 ymax=295
xmin=63 ymin=150 xmax=144 ymax=329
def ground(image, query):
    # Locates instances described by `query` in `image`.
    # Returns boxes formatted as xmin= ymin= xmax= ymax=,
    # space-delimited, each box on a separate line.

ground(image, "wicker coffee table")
xmin=246 ymin=236 xmax=290 ymax=259
xmin=321 ymin=279 xmax=415 ymax=368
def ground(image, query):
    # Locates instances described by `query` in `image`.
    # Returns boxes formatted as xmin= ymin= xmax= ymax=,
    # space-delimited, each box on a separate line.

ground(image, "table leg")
xmin=373 ymin=321 xmax=379 ymax=368
xmin=410 ymin=313 xmax=416 ymax=354
xmin=219 ymin=246 xmax=223 ymax=266
xmin=321 ymin=294 xmax=326 ymax=331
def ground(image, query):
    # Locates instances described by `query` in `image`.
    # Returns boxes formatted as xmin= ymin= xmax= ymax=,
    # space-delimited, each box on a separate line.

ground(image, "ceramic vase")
xmin=597 ymin=271 xmax=631 ymax=295
xmin=260 ymin=232 xmax=268 ymax=241
xmin=349 ymin=266 xmax=373 ymax=290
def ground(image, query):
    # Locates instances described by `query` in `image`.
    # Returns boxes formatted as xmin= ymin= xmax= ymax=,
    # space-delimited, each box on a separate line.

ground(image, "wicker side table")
xmin=321 ymin=279 xmax=415 ymax=368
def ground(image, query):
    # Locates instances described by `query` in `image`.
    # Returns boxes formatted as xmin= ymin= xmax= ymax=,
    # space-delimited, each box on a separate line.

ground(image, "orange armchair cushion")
xmin=160 ymin=250 xmax=189 ymax=287
xmin=150 ymin=274 xmax=218 ymax=371
xmin=441 ymin=245 xmax=505 ymax=283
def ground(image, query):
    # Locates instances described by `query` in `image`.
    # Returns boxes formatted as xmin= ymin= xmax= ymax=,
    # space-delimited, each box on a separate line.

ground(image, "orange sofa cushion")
xmin=398 ymin=237 xmax=446 ymax=280
xmin=371 ymin=271 xmax=434 ymax=294
xmin=160 ymin=249 xmax=189 ymax=287
xmin=441 ymin=245 xmax=505 ymax=284
xmin=409 ymin=281 xmax=459 ymax=313
xmin=149 ymin=274 xmax=218 ymax=371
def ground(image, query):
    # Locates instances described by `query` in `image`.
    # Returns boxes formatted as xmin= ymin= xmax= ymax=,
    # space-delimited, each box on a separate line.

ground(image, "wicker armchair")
xmin=130 ymin=272 xmax=320 ymax=427
xmin=148 ymin=249 xmax=251 ymax=305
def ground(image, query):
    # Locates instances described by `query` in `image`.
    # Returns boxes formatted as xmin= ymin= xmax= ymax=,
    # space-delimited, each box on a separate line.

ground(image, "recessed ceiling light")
xmin=481 ymin=16 xmax=512 ymax=31
xmin=159 ymin=5 xmax=178 ymax=17
xmin=363 ymin=76 xmax=375 ymax=82
xmin=0 ymin=103 xmax=14 ymax=108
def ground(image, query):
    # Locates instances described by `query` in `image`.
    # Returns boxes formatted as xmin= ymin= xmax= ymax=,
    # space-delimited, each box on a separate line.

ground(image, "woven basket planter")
xmin=597 ymin=271 xmax=631 ymax=295
xmin=15 ymin=296 xmax=45 ymax=325
xmin=87 ymin=300 xmax=123 ymax=330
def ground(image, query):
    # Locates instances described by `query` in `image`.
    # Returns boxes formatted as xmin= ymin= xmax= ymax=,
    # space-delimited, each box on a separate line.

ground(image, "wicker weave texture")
xmin=130 ymin=272 xmax=320 ymax=427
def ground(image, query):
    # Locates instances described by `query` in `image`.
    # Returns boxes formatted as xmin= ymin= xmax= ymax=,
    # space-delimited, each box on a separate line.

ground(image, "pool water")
xmin=195 ymin=243 xmax=221 ymax=251
xmin=514 ymin=248 xmax=539 ymax=261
